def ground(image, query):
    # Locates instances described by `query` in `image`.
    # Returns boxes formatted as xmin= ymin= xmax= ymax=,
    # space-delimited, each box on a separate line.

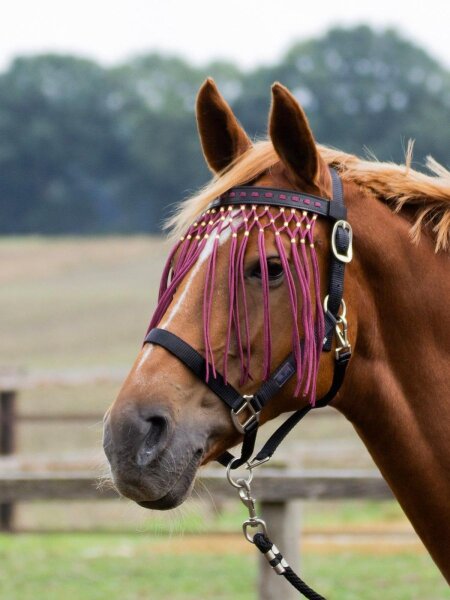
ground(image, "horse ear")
xmin=269 ymin=82 xmax=319 ymax=185
xmin=196 ymin=78 xmax=252 ymax=173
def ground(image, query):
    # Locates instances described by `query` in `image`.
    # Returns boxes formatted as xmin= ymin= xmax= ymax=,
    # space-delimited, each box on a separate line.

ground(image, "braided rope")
xmin=253 ymin=533 xmax=326 ymax=600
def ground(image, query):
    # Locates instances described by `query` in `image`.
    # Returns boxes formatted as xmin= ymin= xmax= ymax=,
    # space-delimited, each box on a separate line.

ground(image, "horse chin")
xmin=135 ymin=449 xmax=203 ymax=511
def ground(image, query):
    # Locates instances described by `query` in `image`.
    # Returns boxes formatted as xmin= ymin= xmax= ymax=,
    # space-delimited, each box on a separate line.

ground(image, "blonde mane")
xmin=167 ymin=140 xmax=450 ymax=252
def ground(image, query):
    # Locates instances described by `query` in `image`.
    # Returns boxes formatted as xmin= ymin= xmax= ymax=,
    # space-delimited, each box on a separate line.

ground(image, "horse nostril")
xmin=145 ymin=416 xmax=167 ymax=447
xmin=136 ymin=414 xmax=169 ymax=467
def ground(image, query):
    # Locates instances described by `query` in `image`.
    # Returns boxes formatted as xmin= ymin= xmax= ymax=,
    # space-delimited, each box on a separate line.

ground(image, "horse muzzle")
xmin=103 ymin=403 xmax=206 ymax=509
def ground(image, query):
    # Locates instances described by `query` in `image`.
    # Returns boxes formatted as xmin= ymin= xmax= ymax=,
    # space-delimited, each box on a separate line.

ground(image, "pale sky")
xmin=1 ymin=0 xmax=449 ymax=71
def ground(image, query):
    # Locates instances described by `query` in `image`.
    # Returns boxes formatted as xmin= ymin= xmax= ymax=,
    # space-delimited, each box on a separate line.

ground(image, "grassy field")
xmin=0 ymin=237 xmax=448 ymax=596
xmin=1 ymin=533 xmax=448 ymax=600
xmin=0 ymin=236 xmax=169 ymax=369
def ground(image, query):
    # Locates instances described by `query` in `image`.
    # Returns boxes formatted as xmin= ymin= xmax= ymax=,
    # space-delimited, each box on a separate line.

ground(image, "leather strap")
xmin=209 ymin=185 xmax=347 ymax=222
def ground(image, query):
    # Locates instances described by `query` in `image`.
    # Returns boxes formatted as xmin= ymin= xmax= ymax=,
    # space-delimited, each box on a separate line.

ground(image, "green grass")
xmin=0 ymin=533 xmax=448 ymax=600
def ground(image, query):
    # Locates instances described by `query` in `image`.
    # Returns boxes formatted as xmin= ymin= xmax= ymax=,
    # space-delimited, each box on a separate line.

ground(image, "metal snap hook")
xmin=243 ymin=518 xmax=268 ymax=543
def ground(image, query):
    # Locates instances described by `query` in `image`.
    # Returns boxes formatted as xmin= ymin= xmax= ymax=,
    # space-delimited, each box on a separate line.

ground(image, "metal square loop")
xmin=231 ymin=395 xmax=260 ymax=434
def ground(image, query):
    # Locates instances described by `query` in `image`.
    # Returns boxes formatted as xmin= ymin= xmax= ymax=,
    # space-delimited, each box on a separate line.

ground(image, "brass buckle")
xmin=331 ymin=220 xmax=353 ymax=263
xmin=231 ymin=395 xmax=260 ymax=434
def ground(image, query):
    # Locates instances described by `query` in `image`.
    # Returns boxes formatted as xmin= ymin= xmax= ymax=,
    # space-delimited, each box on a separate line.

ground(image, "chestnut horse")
xmin=103 ymin=79 xmax=450 ymax=581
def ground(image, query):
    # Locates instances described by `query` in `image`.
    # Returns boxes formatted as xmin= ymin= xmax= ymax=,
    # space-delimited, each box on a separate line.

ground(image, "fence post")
xmin=0 ymin=390 xmax=17 ymax=531
xmin=257 ymin=497 xmax=302 ymax=600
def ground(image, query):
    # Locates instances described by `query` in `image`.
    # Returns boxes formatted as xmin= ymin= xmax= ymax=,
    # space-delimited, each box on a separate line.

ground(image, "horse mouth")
xmin=136 ymin=449 xmax=203 ymax=511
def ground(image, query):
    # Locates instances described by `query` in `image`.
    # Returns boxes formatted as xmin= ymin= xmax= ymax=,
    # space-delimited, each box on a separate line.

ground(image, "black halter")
xmin=144 ymin=168 xmax=352 ymax=469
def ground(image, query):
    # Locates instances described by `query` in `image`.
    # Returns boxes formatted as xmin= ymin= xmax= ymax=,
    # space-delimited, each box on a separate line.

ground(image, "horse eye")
xmin=251 ymin=259 xmax=284 ymax=282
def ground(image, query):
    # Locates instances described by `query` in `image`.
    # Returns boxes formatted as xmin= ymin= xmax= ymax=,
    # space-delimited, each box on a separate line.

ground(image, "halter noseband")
xmin=144 ymin=168 xmax=353 ymax=469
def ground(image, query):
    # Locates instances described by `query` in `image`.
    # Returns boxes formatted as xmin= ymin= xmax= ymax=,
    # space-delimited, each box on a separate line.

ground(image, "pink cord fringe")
xmin=147 ymin=205 xmax=325 ymax=404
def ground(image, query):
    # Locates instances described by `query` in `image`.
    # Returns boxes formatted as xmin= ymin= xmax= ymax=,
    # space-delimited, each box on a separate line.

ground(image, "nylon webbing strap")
xmin=144 ymin=329 xmax=243 ymax=411
xmin=251 ymin=351 xmax=351 ymax=464
xmin=323 ymin=169 xmax=350 ymax=351
xmin=217 ymin=350 xmax=351 ymax=468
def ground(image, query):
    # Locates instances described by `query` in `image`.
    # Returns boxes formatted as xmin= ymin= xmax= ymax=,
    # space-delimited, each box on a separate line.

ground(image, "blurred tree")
xmin=0 ymin=55 xmax=137 ymax=233
xmin=240 ymin=26 xmax=450 ymax=164
xmin=0 ymin=26 xmax=448 ymax=234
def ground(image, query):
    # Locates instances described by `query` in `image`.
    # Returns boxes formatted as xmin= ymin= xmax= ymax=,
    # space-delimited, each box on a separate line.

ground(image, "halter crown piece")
xmin=145 ymin=167 xmax=353 ymax=469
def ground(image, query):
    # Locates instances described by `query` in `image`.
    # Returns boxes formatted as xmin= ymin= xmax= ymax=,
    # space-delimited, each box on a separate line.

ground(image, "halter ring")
xmin=323 ymin=296 xmax=347 ymax=319
xmin=226 ymin=458 xmax=254 ymax=489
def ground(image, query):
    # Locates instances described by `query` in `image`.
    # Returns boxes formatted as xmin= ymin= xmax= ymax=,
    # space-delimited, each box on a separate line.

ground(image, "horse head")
xmin=103 ymin=79 xmax=342 ymax=509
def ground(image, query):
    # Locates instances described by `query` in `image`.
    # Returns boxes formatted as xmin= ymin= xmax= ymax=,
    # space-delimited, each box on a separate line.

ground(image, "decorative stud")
xmin=252 ymin=205 xmax=257 ymax=210
xmin=195 ymin=235 xmax=201 ymax=240
xmin=244 ymin=231 xmax=250 ymax=237
xmin=232 ymin=232 xmax=238 ymax=238
xmin=270 ymin=218 xmax=275 ymax=224
xmin=290 ymin=237 xmax=296 ymax=244
xmin=309 ymin=243 xmax=314 ymax=248
xmin=302 ymin=211 xmax=307 ymax=217
xmin=275 ymin=231 xmax=280 ymax=236
xmin=284 ymin=221 xmax=289 ymax=227
xmin=259 ymin=228 xmax=264 ymax=233
xmin=187 ymin=234 xmax=192 ymax=240
xmin=300 ymin=238 xmax=306 ymax=244
xmin=306 ymin=224 xmax=311 ymax=230
xmin=312 ymin=214 xmax=317 ymax=220
xmin=180 ymin=236 xmax=185 ymax=241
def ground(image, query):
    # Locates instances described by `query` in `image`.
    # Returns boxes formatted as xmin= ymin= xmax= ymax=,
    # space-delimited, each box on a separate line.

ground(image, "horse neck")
xmin=334 ymin=183 xmax=450 ymax=580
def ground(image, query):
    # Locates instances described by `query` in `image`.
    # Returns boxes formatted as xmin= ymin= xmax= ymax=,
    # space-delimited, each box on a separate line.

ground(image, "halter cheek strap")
xmin=144 ymin=168 xmax=353 ymax=469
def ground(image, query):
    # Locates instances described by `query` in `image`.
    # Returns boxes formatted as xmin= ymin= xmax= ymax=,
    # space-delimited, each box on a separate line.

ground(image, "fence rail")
xmin=0 ymin=468 xmax=392 ymax=503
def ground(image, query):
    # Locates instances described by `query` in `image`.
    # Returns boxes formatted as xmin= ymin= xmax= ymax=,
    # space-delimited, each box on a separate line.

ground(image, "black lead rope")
xmin=253 ymin=533 xmax=326 ymax=600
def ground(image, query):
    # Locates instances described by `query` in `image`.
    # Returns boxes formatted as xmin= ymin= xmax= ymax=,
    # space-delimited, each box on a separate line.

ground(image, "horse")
xmin=103 ymin=78 xmax=450 ymax=583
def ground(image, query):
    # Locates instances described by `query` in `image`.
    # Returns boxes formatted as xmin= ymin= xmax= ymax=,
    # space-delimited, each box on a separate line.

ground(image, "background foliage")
xmin=1 ymin=25 xmax=449 ymax=234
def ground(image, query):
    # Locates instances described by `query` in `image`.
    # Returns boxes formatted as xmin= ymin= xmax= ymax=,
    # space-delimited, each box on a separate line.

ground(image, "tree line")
xmin=1 ymin=25 xmax=449 ymax=234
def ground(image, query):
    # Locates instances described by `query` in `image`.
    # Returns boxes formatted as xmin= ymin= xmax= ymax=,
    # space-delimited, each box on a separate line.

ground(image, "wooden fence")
xmin=0 ymin=368 xmax=126 ymax=529
xmin=0 ymin=468 xmax=393 ymax=600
